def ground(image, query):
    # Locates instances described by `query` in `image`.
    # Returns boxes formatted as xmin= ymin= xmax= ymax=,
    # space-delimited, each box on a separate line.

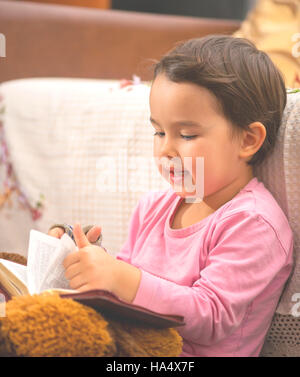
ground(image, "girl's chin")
xmin=175 ymin=192 xmax=203 ymax=204
xmin=160 ymin=170 xmax=203 ymax=202
xmin=169 ymin=182 xmax=203 ymax=203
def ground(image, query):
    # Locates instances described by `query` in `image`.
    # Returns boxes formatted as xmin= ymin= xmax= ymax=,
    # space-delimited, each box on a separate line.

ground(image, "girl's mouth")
xmin=165 ymin=167 xmax=190 ymax=184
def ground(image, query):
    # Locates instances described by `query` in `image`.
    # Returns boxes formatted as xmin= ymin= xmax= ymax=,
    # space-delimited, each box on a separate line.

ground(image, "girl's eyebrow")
xmin=150 ymin=117 xmax=204 ymax=128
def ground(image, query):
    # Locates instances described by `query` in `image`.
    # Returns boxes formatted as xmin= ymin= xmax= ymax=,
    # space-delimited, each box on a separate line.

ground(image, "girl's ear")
xmin=239 ymin=122 xmax=266 ymax=161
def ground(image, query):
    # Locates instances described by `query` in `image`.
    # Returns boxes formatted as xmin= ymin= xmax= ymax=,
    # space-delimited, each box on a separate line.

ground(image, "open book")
xmin=0 ymin=230 xmax=185 ymax=328
xmin=0 ymin=230 xmax=77 ymax=298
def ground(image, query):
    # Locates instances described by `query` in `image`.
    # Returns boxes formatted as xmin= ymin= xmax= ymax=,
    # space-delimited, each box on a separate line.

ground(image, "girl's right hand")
xmin=48 ymin=225 xmax=102 ymax=244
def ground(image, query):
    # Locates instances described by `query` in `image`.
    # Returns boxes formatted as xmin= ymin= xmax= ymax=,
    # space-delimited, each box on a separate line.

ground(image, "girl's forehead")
xmin=150 ymin=76 xmax=223 ymax=117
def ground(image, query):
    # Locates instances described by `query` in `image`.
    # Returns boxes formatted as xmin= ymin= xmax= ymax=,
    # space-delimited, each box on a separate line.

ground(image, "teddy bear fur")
xmin=0 ymin=252 xmax=182 ymax=357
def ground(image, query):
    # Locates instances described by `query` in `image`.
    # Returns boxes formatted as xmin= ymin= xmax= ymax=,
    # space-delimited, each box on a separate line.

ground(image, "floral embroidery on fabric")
xmin=119 ymin=74 xmax=142 ymax=90
xmin=0 ymin=93 xmax=45 ymax=220
xmin=287 ymin=87 xmax=300 ymax=94
xmin=293 ymin=74 xmax=300 ymax=89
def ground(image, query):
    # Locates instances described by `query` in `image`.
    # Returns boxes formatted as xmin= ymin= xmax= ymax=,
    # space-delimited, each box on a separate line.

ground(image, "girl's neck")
xmin=208 ymin=169 xmax=253 ymax=210
xmin=172 ymin=168 xmax=254 ymax=230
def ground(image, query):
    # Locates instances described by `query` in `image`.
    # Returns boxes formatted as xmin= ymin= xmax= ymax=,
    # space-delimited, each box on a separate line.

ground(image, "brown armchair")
xmin=0 ymin=0 xmax=240 ymax=82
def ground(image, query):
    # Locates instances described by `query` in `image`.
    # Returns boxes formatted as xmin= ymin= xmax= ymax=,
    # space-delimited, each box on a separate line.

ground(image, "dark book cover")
xmin=0 ymin=283 xmax=185 ymax=328
xmin=61 ymin=289 xmax=185 ymax=329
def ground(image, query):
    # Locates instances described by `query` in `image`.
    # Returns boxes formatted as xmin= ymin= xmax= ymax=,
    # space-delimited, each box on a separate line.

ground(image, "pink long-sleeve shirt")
xmin=116 ymin=177 xmax=293 ymax=357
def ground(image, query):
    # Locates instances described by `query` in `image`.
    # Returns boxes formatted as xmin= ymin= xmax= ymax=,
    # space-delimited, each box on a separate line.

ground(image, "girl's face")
xmin=149 ymin=74 xmax=250 ymax=203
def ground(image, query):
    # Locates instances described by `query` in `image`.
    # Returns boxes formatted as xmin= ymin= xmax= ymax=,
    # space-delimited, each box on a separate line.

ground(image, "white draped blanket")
xmin=0 ymin=78 xmax=169 ymax=256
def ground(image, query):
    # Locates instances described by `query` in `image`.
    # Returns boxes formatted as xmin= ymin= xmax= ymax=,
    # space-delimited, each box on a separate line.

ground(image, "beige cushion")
xmin=256 ymin=90 xmax=300 ymax=356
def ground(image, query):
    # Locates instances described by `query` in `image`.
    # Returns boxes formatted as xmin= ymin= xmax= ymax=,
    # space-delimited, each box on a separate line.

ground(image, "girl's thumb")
xmin=73 ymin=223 xmax=90 ymax=248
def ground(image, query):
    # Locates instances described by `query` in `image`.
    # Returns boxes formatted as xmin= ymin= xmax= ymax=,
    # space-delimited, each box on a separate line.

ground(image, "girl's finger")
xmin=73 ymin=223 xmax=90 ymax=248
xmin=86 ymin=226 xmax=102 ymax=243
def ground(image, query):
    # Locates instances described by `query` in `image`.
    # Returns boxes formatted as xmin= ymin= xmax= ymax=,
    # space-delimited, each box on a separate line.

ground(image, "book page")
xmin=0 ymin=259 xmax=28 ymax=295
xmin=27 ymin=230 xmax=77 ymax=294
xmin=0 ymin=259 xmax=27 ymax=285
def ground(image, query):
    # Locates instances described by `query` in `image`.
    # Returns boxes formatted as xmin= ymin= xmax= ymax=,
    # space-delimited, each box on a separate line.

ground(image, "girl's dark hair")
xmin=153 ymin=35 xmax=287 ymax=167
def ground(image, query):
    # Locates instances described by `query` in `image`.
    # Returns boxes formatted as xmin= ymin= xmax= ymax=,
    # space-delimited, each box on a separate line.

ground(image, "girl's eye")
xmin=153 ymin=132 xmax=165 ymax=137
xmin=181 ymin=135 xmax=196 ymax=140
xmin=153 ymin=132 xmax=196 ymax=140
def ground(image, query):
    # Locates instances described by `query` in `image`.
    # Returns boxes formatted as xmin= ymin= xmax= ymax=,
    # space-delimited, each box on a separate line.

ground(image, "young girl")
xmin=49 ymin=36 xmax=293 ymax=357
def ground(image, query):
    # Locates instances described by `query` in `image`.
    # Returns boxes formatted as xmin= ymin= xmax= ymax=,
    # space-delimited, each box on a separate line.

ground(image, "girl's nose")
xmin=160 ymin=137 xmax=177 ymax=157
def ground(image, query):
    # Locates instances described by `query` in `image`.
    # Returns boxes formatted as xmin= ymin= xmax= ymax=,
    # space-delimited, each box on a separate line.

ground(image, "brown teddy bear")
xmin=0 ymin=252 xmax=183 ymax=357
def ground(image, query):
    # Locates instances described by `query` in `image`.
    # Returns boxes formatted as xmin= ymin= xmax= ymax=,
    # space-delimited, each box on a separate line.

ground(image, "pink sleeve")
xmin=133 ymin=212 xmax=290 ymax=345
